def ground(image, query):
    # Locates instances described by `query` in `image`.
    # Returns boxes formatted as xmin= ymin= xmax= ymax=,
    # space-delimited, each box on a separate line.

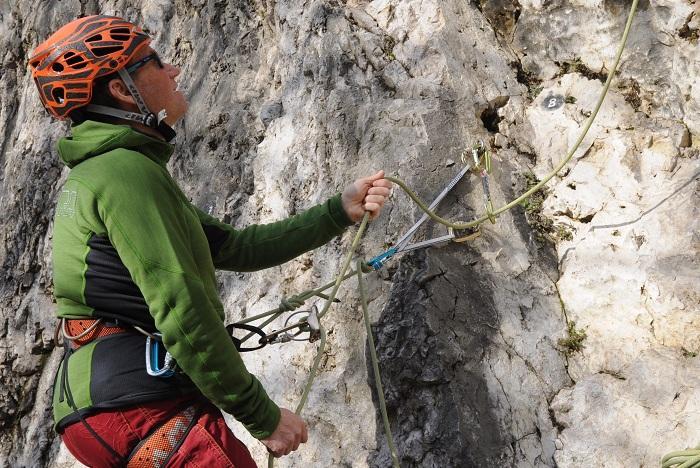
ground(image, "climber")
xmin=29 ymin=15 xmax=392 ymax=467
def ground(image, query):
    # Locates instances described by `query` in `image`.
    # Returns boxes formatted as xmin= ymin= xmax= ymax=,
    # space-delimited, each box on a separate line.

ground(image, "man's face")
xmin=121 ymin=45 xmax=188 ymax=126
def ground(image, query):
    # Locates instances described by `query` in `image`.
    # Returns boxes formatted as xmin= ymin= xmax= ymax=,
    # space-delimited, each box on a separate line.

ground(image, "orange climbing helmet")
xmin=28 ymin=15 xmax=151 ymax=119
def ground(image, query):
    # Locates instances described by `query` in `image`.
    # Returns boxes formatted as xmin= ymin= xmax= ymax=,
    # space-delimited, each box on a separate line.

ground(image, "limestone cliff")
xmin=0 ymin=0 xmax=698 ymax=467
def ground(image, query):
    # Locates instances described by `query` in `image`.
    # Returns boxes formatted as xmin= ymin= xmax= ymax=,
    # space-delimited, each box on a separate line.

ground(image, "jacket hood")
xmin=57 ymin=120 xmax=175 ymax=169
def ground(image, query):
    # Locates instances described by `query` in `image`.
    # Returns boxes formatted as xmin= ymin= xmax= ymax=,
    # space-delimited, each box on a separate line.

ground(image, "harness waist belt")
xmin=63 ymin=318 xmax=130 ymax=349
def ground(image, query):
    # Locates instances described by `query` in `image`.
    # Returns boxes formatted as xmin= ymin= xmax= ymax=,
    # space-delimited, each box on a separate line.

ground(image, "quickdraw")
xmin=228 ymin=147 xmax=491 ymax=352
xmin=246 ymin=1 xmax=643 ymax=466
xmin=366 ymin=143 xmax=490 ymax=271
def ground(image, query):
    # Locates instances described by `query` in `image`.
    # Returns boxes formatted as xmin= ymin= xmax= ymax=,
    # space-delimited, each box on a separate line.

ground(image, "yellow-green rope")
xmin=662 ymin=447 xmax=700 ymax=468
xmin=357 ymin=259 xmax=400 ymax=468
xmin=384 ymin=0 xmax=640 ymax=231
xmin=268 ymin=213 xmax=371 ymax=468
xmin=262 ymin=0 xmax=647 ymax=465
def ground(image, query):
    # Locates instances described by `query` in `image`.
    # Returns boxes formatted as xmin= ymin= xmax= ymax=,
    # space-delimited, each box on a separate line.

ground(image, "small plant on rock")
xmin=558 ymin=321 xmax=587 ymax=357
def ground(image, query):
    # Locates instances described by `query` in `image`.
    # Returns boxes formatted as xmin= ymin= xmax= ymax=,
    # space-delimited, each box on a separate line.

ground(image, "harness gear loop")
xmin=60 ymin=317 xmax=103 ymax=341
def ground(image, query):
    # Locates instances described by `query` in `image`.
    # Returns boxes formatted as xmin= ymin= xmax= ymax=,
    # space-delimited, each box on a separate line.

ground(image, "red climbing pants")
xmin=61 ymin=396 xmax=258 ymax=468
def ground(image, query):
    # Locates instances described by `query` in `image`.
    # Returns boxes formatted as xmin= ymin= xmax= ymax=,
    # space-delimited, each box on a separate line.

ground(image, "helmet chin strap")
xmin=86 ymin=68 xmax=176 ymax=142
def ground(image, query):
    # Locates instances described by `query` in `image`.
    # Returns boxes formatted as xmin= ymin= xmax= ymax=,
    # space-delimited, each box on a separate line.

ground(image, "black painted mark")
xmin=542 ymin=94 xmax=564 ymax=110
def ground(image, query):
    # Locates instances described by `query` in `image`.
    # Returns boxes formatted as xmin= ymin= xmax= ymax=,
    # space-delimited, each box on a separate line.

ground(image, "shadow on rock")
xmin=367 ymin=248 xmax=509 ymax=467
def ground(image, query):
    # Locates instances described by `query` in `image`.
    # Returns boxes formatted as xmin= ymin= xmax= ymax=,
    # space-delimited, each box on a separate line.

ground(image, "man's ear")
xmin=106 ymin=78 xmax=135 ymax=108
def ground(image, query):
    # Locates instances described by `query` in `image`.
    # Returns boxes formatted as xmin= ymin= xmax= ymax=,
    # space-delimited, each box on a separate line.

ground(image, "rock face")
xmin=1 ymin=0 xmax=698 ymax=467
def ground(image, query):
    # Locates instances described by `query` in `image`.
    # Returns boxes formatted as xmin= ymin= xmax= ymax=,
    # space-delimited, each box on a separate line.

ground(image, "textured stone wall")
xmin=1 ymin=0 xmax=698 ymax=467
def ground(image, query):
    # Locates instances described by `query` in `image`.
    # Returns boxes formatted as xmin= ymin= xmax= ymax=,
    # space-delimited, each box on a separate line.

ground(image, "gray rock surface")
xmin=1 ymin=0 xmax=698 ymax=467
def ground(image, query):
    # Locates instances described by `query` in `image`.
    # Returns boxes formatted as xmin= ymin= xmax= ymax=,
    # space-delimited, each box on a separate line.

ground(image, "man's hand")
xmin=342 ymin=170 xmax=393 ymax=222
xmin=261 ymin=408 xmax=308 ymax=457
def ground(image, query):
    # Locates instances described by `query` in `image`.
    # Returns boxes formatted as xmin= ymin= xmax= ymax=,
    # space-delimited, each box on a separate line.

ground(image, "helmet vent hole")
xmin=93 ymin=45 xmax=123 ymax=57
xmin=64 ymin=53 xmax=87 ymax=69
xmin=65 ymin=55 xmax=84 ymax=65
xmin=110 ymin=28 xmax=131 ymax=41
xmin=52 ymin=87 xmax=65 ymax=104
xmin=52 ymin=62 xmax=64 ymax=72
xmin=86 ymin=34 xmax=103 ymax=43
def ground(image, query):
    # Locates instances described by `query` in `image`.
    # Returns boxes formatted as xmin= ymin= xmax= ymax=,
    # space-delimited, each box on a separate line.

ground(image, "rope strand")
xmin=255 ymin=2 xmax=646 ymax=465
xmin=357 ymin=259 xmax=400 ymax=468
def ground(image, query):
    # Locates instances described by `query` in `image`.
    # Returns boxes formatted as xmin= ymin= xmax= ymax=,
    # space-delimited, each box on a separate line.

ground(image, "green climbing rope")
xmin=268 ymin=213 xmax=371 ymax=468
xmin=384 ymin=0 xmax=640 ymax=232
xmin=662 ymin=446 xmax=700 ymax=468
xmin=357 ymin=259 xmax=400 ymax=468
xmin=259 ymin=0 xmax=646 ymax=465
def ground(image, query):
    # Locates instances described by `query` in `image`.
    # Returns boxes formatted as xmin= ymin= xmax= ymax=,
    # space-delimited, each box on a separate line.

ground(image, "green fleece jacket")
xmin=52 ymin=120 xmax=353 ymax=438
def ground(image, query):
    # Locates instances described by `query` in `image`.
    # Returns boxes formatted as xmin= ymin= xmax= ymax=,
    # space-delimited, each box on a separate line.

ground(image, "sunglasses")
xmin=125 ymin=52 xmax=164 ymax=74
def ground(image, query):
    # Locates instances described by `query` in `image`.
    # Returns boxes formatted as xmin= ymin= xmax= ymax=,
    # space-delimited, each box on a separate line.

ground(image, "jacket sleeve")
xmin=72 ymin=152 xmax=280 ymax=439
xmin=194 ymin=193 xmax=355 ymax=271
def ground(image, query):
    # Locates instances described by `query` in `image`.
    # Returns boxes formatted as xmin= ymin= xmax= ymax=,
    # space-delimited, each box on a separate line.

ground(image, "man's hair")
xmin=69 ymin=74 xmax=122 ymax=125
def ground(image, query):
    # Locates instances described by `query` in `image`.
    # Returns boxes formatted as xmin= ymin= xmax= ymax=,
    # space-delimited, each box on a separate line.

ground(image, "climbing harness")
xmin=57 ymin=318 xmax=199 ymax=466
xmin=126 ymin=403 xmax=201 ymax=468
xmin=56 ymin=317 xmax=180 ymax=378
xmin=55 ymin=317 xmax=128 ymax=348
xmin=58 ymin=320 xmax=130 ymax=465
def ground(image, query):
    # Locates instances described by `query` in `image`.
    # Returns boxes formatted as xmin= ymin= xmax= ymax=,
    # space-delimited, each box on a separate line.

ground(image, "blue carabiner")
xmin=145 ymin=335 xmax=175 ymax=378
xmin=367 ymin=247 xmax=397 ymax=271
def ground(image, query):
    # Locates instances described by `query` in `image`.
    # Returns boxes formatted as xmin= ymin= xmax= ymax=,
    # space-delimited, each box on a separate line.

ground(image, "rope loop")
xmin=661 ymin=446 xmax=700 ymax=468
